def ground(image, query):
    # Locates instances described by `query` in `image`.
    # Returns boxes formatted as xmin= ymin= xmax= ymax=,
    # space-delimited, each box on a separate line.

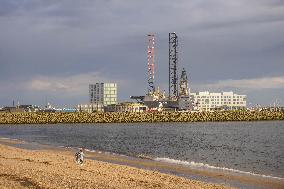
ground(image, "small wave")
xmin=0 ymin=137 xmax=11 ymax=140
xmin=83 ymin=148 xmax=127 ymax=157
xmin=58 ymin=146 xmax=72 ymax=149
xmin=0 ymin=137 xmax=19 ymax=141
xmin=136 ymin=154 xmax=152 ymax=160
xmin=154 ymin=157 xmax=284 ymax=180
xmin=84 ymin=148 xmax=108 ymax=154
xmin=85 ymin=148 xmax=96 ymax=153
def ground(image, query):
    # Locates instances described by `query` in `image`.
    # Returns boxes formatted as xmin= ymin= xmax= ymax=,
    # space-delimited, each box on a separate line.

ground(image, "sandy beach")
xmin=0 ymin=143 xmax=234 ymax=189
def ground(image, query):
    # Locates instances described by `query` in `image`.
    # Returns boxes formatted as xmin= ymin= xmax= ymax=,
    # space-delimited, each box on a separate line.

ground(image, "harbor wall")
xmin=0 ymin=111 xmax=283 ymax=124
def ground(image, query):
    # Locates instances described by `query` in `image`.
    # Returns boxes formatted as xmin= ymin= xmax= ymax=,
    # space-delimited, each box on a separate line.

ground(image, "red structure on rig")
xmin=147 ymin=34 xmax=155 ymax=95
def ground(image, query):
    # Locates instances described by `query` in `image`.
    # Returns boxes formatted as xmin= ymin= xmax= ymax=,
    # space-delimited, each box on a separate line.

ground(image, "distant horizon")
xmin=0 ymin=1 xmax=283 ymax=107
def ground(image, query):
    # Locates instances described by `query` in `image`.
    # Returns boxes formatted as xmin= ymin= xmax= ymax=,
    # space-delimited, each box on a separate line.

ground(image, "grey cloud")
xmin=193 ymin=76 xmax=284 ymax=90
xmin=0 ymin=71 xmax=131 ymax=106
xmin=0 ymin=0 xmax=283 ymax=106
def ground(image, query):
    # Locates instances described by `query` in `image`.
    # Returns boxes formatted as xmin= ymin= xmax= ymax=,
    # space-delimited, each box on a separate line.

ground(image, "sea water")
xmin=0 ymin=121 xmax=283 ymax=178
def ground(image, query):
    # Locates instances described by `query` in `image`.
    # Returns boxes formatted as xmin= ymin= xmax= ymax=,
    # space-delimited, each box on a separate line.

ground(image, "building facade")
xmin=77 ymin=104 xmax=104 ymax=113
xmin=190 ymin=91 xmax=246 ymax=111
xmin=89 ymin=83 xmax=117 ymax=111
xmin=104 ymin=102 xmax=148 ymax=112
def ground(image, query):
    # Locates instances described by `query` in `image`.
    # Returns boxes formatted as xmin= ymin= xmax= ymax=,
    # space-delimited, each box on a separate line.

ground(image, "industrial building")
xmin=89 ymin=83 xmax=117 ymax=111
xmin=191 ymin=91 xmax=247 ymax=111
xmin=104 ymin=102 xmax=148 ymax=112
xmin=77 ymin=104 xmax=99 ymax=113
xmin=0 ymin=105 xmax=40 ymax=113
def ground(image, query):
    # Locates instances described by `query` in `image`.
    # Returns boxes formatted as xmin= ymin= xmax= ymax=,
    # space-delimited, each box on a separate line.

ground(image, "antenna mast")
xmin=147 ymin=34 xmax=155 ymax=95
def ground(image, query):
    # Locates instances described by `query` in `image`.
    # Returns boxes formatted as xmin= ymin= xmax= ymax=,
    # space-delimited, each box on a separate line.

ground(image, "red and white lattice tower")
xmin=147 ymin=34 xmax=155 ymax=95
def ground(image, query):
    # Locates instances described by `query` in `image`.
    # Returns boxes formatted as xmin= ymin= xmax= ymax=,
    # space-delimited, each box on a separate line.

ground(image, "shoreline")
xmin=1 ymin=138 xmax=283 ymax=189
xmin=0 ymin=139 xmax=233 ymax=189
xmin=0 ymin=111 xmax=283 ymax=124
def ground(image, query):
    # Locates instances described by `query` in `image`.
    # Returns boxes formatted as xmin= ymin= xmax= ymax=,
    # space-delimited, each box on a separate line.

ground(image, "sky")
xmin=0 ymin=0 xmax=284 ymax=107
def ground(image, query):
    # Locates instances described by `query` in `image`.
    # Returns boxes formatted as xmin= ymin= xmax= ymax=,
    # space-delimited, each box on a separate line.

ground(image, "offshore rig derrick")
xmin=179 ymin=68 xmax=189 ymax=97
xmin=179 ymin=68 xmax=193 ymax=110
xmin=132 ymin=32 xmax=192 ymax=111
xmin=147 ymin=34 xmax=155 ymax=95
xmin=145 ymin=34 xmax=165 ymax=102
xmin=169 ymin=32 xmax=179 ymax=101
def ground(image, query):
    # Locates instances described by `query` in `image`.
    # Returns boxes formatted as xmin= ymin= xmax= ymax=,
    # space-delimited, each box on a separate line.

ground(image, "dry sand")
xmin=0 ymin=143 xmax=234 ymax=189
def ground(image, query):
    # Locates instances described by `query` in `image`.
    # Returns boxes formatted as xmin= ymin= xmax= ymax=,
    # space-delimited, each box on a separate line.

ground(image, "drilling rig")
xmin=144 ymin=34 xmax=165 ymax=102
xmin=147 ymin=34 xmax=155 ymax=95
xmin=131 ymin=34 xmax=165 ymax=106
xmin=131 ymin=33 xmax=192 ymax=111
xmin=169 ymin=32 xmax=179 ymax=101
xmin=179 ymin=68 xmax=193 ymax=110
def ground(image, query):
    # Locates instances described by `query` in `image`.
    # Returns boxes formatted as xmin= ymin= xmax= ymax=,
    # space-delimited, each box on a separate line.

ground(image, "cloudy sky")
xmin=0 ymin=0 xmax=284 ymax=107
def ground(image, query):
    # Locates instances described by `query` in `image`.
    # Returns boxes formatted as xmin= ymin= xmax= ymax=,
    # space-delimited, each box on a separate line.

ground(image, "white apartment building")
xmin=89 ymin=83 xmax=117 ymax=110
xmin=190 ymin=91 xmax=246 ymax=111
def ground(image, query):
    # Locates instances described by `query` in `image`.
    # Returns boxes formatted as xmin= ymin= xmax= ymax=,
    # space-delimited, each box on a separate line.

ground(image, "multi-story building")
xmin=190 ymin=91 xmax=246 ymax=111
xmin=89 ymin=83 xmax=117 ymax=111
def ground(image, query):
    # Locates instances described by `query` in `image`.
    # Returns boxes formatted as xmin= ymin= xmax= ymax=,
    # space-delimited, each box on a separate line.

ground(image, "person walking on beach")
xmin=75 ymin=149 xmax=84 ymax=165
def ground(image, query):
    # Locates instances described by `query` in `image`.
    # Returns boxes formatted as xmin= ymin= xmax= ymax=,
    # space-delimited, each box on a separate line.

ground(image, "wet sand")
xmin=0 ymin=143 xmax=233 ymax=189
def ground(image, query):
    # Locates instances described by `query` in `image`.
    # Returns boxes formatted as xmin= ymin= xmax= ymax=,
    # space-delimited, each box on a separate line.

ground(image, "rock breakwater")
xmin=0 ymin=111 xmax=283 ymax=124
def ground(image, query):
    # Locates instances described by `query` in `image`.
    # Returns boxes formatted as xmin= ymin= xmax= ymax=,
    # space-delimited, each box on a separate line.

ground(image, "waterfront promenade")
xmin=0 ymin=111 xmax=283 ymax=124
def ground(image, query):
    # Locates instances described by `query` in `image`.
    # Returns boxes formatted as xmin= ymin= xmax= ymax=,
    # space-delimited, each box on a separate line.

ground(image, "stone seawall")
xmin=0 ymin=111 xmax=283 ymax=124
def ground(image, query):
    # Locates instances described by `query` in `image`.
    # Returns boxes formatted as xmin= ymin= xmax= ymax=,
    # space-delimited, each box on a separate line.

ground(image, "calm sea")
xmin=0 ymin=121 xmax=283 ymax=178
